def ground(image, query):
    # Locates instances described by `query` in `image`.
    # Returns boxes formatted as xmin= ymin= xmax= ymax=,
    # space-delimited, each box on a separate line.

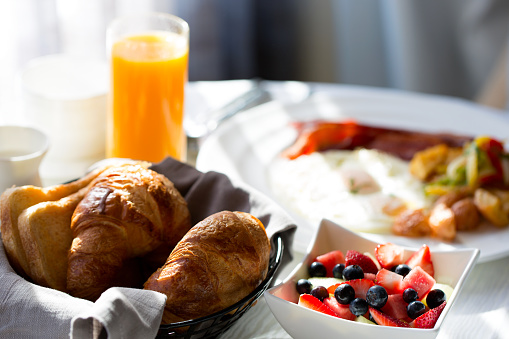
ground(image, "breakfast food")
xmin=1 ymin=160 xmax=272 ymax=328
xmin=67 ymin=162 xmax=192 ymax=300
xmin=394 ymin=135 xmax=509 ymax=240
xmin=270 ymin=148 xmax=432 ymax=234
xmin=296 ymin=243 xmax=451 ymax=329
xmin=276 ymin=120 xmax=509 ymax=241
xmin=281 ymin=120 xmax=471 ymax=161
xmin=0 ymin=164 xmax=113 ymax=279
xmin=144 ymin=210 xmax=271 ymax=325
xmin=0 ymin=160 xmax=192 ymax=297
xmin=17 ymin=185 xmax=91 ymax=292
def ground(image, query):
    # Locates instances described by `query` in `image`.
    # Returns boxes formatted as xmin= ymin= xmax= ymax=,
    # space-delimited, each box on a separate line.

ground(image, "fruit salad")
xmin=296 ymin=243 xmax=452 ymax=329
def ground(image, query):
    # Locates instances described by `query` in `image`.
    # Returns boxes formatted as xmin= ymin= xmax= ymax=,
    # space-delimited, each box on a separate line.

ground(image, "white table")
xmin=186 ymin=80 xmax=509 ymax=339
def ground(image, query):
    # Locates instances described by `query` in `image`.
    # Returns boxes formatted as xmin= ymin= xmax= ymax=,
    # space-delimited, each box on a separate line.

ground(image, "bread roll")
xmin=17 ymin=185 xmax=91 ymax=291
xmin=144 ymin=210 xmax=270 ymax=324
xmin=0 ymin=165 xmax=111 ymax=277
xmin=67 ymin=163 xmax=191 ymax=301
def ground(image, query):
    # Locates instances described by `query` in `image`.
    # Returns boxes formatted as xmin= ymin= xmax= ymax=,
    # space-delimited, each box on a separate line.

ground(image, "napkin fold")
xmin=0 ymin=157 xmax=297 ymax=339
xmin=70 ymin=288 xmax=166 ymax=339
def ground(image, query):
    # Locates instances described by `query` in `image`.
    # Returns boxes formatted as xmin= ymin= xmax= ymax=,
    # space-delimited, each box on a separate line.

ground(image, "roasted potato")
xmin=409 ymin=144 xmax=449 ymax=181
xmin=392 ymin=209 xmax=431 ymax=237
xmin=429 ymin=203 xmax=456 ymax=242
xmin=451 ymin=198 xmax=480 ymax=231
xmin=434 ymin=188 xmax=470 ymax=207
xmin=473 ymin=188 xmax=509 ymax=228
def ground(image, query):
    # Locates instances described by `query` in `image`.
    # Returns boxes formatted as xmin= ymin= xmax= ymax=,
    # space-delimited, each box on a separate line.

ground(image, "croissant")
xmin=0 ymin=165 xmax=111 ymax=277
xmin=144 ymin=210 xmax=270 ymax=324
xmin=67 ymin=163 xmax=191 ymax=301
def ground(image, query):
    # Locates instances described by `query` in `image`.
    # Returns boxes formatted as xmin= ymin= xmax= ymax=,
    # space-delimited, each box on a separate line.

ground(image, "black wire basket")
xmin=156 ymin=234 xmax=284 ymax=339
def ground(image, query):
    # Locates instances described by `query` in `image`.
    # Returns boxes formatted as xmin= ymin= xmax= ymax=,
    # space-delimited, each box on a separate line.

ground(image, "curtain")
xmin=1 ymin=0 xmax=508 ymax=125
xmin=332 ymin=0 xmax=509 ymax=101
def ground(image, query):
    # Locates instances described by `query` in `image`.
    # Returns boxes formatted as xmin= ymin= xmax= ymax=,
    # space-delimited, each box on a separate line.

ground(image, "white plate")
xmin=196 ymin=86 xmax=509 ymax=262
xmin=264 ymin=219 xmax=479 ymax=339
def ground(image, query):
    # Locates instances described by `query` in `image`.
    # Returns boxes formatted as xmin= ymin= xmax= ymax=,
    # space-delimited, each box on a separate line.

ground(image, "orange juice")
xmin=107 ymin=31 xmax=188 ymax=162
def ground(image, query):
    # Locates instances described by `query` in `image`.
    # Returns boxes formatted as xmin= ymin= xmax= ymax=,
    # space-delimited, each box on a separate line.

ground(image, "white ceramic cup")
xmin=0 ymin=125 xmax=49 ymax=193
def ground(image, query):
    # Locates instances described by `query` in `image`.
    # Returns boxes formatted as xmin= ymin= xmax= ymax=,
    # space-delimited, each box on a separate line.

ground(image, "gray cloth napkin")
xmin=0 ymin=157 xmax=297 ymax=339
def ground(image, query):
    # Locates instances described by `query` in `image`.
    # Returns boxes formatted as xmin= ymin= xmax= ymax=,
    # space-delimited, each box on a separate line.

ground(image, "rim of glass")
xmin=107 ymin=12 xmax=189 ymax=35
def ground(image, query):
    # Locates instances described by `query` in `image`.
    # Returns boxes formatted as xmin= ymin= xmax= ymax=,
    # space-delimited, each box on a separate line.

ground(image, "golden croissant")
xmin=144 ymin=210 xmax=270 ymax=324
xmin=67 ymin=162 xmax=191 ymax=301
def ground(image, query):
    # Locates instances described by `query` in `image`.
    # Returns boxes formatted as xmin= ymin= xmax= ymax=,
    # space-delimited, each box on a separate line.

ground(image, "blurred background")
xmin=1 ymin=0 xmax=509 ymax=124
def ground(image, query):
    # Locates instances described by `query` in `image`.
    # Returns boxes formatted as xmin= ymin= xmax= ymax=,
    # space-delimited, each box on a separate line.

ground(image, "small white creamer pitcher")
xmin=0 ymin=125 xmax=49 ymax=194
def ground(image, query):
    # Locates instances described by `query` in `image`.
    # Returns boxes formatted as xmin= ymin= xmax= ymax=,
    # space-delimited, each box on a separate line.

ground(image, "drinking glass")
xmin=106 ymin=13 xmax=189 ymax=163
xmin=20 ymin=54 xmax=108 ymax=185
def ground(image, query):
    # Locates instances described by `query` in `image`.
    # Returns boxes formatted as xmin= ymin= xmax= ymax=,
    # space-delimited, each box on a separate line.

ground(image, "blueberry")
xmin=407 ymin=301 xmax=426 ymax=319
xmin=349 ymin=298 xmax=368 ymax=316
xmin=308 ymin=261 xmax=327 ymax=277
xmin=426 ymin=289 xmax=446 ymax=309
xmin=296 ymin=279 xmax=312 ymax=295
xmin=310 ymin=286 xmax=329 ymax=302
xmin=334 ymin=284 xmax=355 ymax=305
xmin=332 ymin=263 xmax=345 ymax=279
xmin=342 ymin=264 xmax=364 ymax=280
xmin=393 ymin=264 xmax=412 ymax=277
xmin=402 ymin=288 xmax=419 ymax=303
xmin=366 ymin=285 xmax=388 ymax=308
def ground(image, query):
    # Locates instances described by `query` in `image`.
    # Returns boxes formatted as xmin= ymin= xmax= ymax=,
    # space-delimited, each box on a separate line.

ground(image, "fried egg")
xmin=268 ymin=149 xmax=432 ymax=233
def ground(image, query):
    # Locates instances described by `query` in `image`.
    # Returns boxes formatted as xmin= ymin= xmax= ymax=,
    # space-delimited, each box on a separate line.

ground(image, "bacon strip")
xmin=281 ymin=120 xmax=472 ymax=161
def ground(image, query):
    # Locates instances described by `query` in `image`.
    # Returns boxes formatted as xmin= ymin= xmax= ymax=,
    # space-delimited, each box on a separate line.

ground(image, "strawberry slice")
xmin=344 ymin=279 xmax=375 ymax=299
xmin=315 ymin=250 xmax=345 ymax=277
xmin=298 ymin=293 xmax=322 ymax=311
xmin=375 ymin=243 xmax=404 ymax=269
xmin=381 ymin=294 xmax=412 ymax=322
xmin=411 ymin=301 xmax=446 ymax=328
xmin=375 ymin=268 xmax=404 ymax=295
xmin=323 ymin=297 xmax=356 ymax=320
xmin=298 ymin=294 xmax=338 ymax=317
xmin=405 ymin=244 xmax=435 ymax=277
xmin=369 ymin=307 xmax=410 ymax=327
xmin=316 ymin=303 xmax=340 ymax=317
xmin=364 ymin=273 xmax=376 ymax=282
xmin=345 ymin=250 xmax=378 ymax=274
xmin=400 ymin=266 xmax=436 ymax=299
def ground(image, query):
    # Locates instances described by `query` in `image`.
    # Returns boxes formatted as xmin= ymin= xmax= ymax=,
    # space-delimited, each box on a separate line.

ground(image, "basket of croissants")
xmin=0 ymin=159 xmax=286 ymax=338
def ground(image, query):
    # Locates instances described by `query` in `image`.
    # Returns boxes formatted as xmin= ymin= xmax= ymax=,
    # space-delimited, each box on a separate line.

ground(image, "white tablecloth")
xmin=186 ymin=80 xmax=509 ymax=339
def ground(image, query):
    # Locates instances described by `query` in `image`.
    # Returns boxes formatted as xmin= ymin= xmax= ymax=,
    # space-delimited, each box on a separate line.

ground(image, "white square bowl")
xmin=264 ymin=219 xmax=480 ymax=339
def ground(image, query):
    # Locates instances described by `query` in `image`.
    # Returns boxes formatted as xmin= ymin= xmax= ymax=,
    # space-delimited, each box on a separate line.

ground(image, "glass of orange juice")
xmin=106 ymin=13 xmax=189 ymax=163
